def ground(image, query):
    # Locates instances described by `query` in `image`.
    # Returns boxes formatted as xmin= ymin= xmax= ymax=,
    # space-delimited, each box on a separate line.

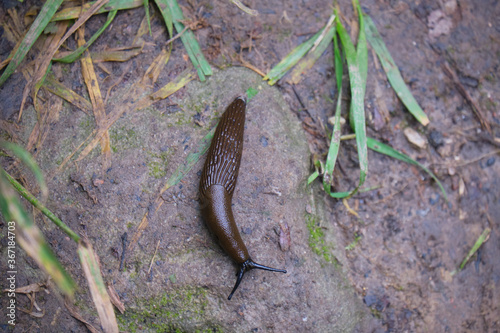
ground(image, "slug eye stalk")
xmin=228 ymin=259 xmax=287 ymax=300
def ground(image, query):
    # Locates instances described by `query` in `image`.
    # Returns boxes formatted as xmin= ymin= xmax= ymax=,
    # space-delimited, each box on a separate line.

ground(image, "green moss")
xmin=117 ymin=287 xmax=222 ymax=332
xmin=345 ymin=233 xmax=361 ymax=251
xmin=306 ymin=213 xmax=333 ymax=263
xmin=147 ymin=150 xmax=171 ymax=179
xmin=109 ymin=126 xmax=138 ymax=152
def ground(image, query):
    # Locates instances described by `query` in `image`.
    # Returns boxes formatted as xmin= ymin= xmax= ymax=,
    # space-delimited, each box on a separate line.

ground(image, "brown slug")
xmin=199 ymin=96 xmax=287 ymax=300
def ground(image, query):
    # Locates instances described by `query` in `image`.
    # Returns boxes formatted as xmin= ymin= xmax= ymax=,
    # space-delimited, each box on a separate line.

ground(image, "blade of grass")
xmin=43 ymin=75 xmax=92 ymax=114
xmin=366 ymin=137 xmax=447 ymax=201
xmin=289 ymin=18 xmax=335 ymax=84
xmin=264 ymin=28 xmax=324 ymax=85
xmin=58 ymin=70 xmax=194 ymax=170
xmin=154 ymin=0 xmax=173 ymax=37
xmin=323 ymin=26 xmax=343 ymax=195
xmin=78 ymin=26 xmax=111 ymax=171
xmin=144 ymin=0 xmax=152 ymax=36
xmin=161 ymin=0 xmax=212 ymax=81
xmin=53 ymin=10 xmax=118 ymax=63
xmin=332 ymin=8 xmax=368 ymax=198
xmin=0 ymin=174 xmax=76 ymax=298
xmin=230 ymin=0 xmax=258 ymax=16
xmin=1 ymin=169 xmax=80 ymax=242
xmin=364 ymin=15 xmax=429 ymax=126
xmin=0 ymin=141 xmax=47 ymax=198
xmin=0 ymin=0 xmax=63 ymax=87
xmin=458 ymin=228 xmax=491 ymax=271
xmin=78 ymin=238 xmax=119 ymax=333
xmin=89 ymin=46 xmax=143 ymax=62
xmin=51 ymin=0 xmax=143 ymax=21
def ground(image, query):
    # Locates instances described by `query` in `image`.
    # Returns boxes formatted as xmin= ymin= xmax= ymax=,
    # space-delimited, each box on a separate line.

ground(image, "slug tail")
xmin=227 ymin=259 xmax=287 ymax=300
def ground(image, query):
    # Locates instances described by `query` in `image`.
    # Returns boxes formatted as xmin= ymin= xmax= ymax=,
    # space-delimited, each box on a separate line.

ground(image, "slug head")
xmin=228 ymin=259 xmax=287 ymax=300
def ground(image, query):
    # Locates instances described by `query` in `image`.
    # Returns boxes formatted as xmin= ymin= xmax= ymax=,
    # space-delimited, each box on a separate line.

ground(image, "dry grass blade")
xmin=65 ymin=299 xmax=101 ymax=333
xmin=0 ymin=0 xmax=63 ymax=87
xmin=51 ymin=0 xmax=143 ymax=21
xmin=141 ymin=47 xmax=171 ymax=86
xmin=230 ymin=0 xmax=258 ymax=16
xmin=78 ymin=27 xmax=111 ymax=171
xmin=18 ymin=22 xmax=66 ymax=122
xmin=106 ymin=283 xmax=125 ymax=314
xmin=78 ymin=238 xmax=118 ymax=333
xmin=58 ymin=70 xmax=194 ymax=171
xmin=89 ymin=46 xmax=143 ymax=63
xmin=18 ymin=0 xmax=109 ymax=121
xmin=3 ymin=282 xmax=45 ymax=294
xmin=43 ymin=75 xmax=93 ymax=114
xmin=26 ymin=94 xmax=63 ymax=153
xmin=53 ymin=10 xmax=118 ymax=63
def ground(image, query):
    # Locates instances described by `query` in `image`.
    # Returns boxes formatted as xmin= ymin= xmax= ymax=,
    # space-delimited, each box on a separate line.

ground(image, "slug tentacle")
xmin=228 ymin=259 xmax=287 ymax=300
xmin=199 ymin=96 xmax=287 ymax=300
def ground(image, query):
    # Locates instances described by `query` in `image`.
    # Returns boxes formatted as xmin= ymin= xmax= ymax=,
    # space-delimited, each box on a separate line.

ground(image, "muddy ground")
xmin=1 ymin=0 xmax=499 ymax=332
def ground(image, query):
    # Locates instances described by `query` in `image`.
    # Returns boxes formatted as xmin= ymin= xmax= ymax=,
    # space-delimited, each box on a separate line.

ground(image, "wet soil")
xmin=1 ymin=0 xmax=500 ymax=332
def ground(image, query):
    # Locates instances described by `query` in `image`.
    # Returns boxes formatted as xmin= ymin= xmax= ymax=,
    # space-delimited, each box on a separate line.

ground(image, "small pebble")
xmin=486 ymin=157 xmax=495 ymax=167
xmin=429 ymin=193 xmax=440 ymax=205
xmin=404 ymin=127 xmax=427 ymax=149
xmin=260 ymin=136 xmax=268 ymax=147
xmin=416 ymin=208 xmax=430 ymax=217
xmin=428 ymin=130 xmax=444 ymax=147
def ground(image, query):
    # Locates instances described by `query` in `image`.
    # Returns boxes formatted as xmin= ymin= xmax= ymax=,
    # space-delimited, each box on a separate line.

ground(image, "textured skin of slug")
xmin=199 ymin=97 xmax=249 ymax=263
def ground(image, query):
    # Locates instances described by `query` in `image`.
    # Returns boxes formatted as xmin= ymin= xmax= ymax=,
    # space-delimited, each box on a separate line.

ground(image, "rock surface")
xmin=10 ymin=68 xmax=377 ymax=332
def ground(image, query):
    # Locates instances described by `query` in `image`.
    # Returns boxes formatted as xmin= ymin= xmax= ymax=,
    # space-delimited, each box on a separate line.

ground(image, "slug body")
xmin=199 ymin=96 xmax=286 ymax=300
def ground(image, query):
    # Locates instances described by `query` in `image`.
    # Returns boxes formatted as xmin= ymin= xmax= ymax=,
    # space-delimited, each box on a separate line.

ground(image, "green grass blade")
xmin=0 ymin=173 xmax=76 ymax=298
xmin=0 ymin=0 xmax=63 ymax=86
xmin=308 ymin=170 xmax=320 ymax=185
xmin=264 ymin=28 xmax=324 ymax=85
xmin=51 ymin=0 xmax=143 ymax=21
xmin=0 ymin=141 xmax=47 ymax=198
xmin=355 ymin=0 xmax=368 ymax=85
xmin=364 ymin=15 xmax=429 ymax=126
xmin=1 ymin=169 xmax=81 ymax=242
xmin=53 ymin=10 xmax=117 ymax=63
xmin=154 ymin=0 xmax=173 ymax=39
xmin=333 ymin=10 xmax=368 ymax=198
xmin=289 ymin=19 xmax=335 ymax=84
xmin=162 ymin=0 xmax=212 ymax=81
xmin=144 ymin=0 xmax=152 ymax=36
xmin=245 ymin=87 xmax=259 ymax=101
xmin=323 ymin=28 xmax=343 ymax=195
xmin=366 ymin=137 xmax=447 ymax=201
xmin=459 ymin=228 xmax=491 ymax=271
